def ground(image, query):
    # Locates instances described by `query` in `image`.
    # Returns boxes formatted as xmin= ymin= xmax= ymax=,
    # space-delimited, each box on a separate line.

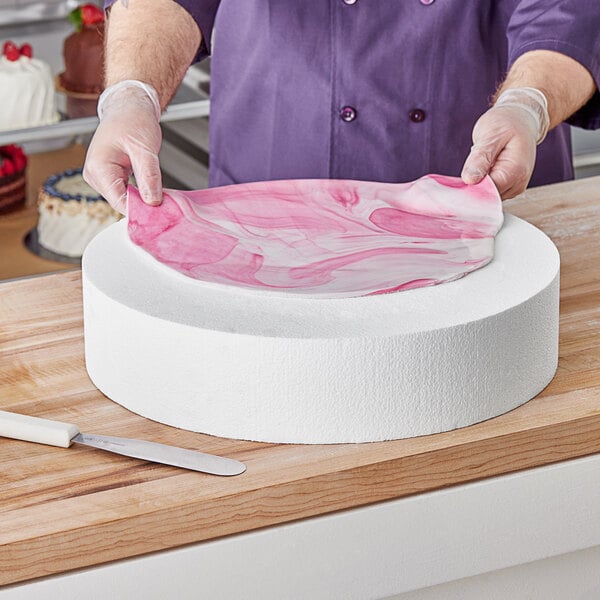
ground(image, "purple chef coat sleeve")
xmin=507 ymin=0 xmax=600 ymax=130
xmin=170 ymin=0 xmax=220 ymax=61
xmin=104 ymin=0 xmax=218 ymax=62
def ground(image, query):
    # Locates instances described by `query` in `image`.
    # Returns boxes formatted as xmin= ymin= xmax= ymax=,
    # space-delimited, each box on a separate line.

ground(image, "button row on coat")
xmin=339 ymin=106 xmax=427 ymax=123
xmin=340 ymin=0 xmax=431 ymax=118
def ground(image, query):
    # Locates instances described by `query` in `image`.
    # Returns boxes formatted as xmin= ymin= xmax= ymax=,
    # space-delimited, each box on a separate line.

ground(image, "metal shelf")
xmin=0 ymin=99 xmax=210 ymax=146
xmin=0 ymin=0 xmax=83 ymax=28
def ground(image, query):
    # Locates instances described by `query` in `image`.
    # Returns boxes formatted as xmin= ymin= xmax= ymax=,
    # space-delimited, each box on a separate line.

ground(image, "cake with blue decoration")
xmin=37 ymin=168 xmax=121 ymax=257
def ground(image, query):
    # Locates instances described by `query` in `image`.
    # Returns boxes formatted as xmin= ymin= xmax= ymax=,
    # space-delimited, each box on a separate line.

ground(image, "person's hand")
xmin=83 ymin=81 xmax=163 ymax=214
xmin=461 ymin=88 xmax=549 ymax=200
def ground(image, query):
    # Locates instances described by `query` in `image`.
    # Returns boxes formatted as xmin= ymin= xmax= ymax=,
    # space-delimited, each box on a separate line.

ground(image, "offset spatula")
xmin=0 ymin=410 xmax=246 ymax=476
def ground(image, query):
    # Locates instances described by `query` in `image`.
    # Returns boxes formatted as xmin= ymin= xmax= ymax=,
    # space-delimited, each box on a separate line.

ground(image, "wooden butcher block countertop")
xmin=1 ymin=177 xmax=600 ymax=586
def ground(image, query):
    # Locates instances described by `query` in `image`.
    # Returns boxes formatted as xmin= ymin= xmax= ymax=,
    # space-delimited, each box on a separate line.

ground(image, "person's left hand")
xmin=461 ymin=88 xmax=549 ymax=200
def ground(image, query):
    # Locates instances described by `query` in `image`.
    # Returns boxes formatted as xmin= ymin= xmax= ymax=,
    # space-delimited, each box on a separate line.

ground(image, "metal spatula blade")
xmin=0 ymin=410 xmax=246 ymax=476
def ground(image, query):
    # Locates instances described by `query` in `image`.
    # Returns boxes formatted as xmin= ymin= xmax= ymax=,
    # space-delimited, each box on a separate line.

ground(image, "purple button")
xmin=340 ymin=106 xmax=357 ymax=122
xmin=409 ymin=109 xmax=426 ymax=123
xmin=420 ymin=0 xmax=435 ymax=5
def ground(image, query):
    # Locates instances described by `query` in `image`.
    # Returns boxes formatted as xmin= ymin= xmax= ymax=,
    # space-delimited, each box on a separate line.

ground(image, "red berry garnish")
xmin=5 ymin=47 xmax=19 ymax=61
xmin=80 ymin=4 xmax=104 ymax=26
xmin=19 ymin=43 xmax=33 ymax=58
xmin=3 ymin=41 xmax=19 ymax=61
xmin=0 ymin=145 xmax=27 ymax=176
xmin=3 ymin=160 xmax=15 ymax=176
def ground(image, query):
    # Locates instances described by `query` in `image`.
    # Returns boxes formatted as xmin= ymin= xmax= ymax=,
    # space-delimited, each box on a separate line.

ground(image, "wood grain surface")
xmin=1 ymin=176 xmax=599 ymax=586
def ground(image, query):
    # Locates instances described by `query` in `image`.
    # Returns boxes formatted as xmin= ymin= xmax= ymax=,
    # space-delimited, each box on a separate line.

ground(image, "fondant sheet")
xmin=127 ymin=175 xmax=503 ymax=298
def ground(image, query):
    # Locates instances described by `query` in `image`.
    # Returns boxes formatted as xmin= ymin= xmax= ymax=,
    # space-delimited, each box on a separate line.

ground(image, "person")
xmin=84 ymin=0 xmax=600 ymax=214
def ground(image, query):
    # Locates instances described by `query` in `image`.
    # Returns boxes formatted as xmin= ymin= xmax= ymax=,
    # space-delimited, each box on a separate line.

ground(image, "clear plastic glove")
xmin=461 ymin=88 xmax=550 ymax=200
xmin=83 ymin=81 xmax=163 ymax=214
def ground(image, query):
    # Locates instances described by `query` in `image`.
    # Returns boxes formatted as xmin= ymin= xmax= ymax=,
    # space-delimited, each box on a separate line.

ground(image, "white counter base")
xmin=4 ymin=453 xmax=600 ymax=600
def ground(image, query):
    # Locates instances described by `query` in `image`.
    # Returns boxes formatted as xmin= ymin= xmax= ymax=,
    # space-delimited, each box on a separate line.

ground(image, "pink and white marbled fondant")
xmin=127 ymin=174 xmax=503 ymax=298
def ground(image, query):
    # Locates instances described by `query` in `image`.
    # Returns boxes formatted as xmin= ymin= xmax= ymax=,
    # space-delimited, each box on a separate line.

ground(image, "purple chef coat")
xmin=108 ymin=1 xmax=600 ymax=189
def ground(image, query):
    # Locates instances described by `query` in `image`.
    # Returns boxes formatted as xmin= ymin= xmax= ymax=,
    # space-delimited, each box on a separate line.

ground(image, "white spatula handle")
xmin=0 ymin=410 xmax=80 ymax=448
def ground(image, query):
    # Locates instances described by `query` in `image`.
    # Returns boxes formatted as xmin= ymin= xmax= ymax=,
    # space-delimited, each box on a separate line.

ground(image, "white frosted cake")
xmin=0 ymin=41 xmax=59 ymax=131
xmin=37 ymin=168 xmax=121 ymax=258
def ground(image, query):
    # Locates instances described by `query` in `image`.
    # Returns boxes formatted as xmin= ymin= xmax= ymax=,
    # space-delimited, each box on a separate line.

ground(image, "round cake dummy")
xmin=82 ymin=175 xmax=560 ymax=444
xmin=0 ymin=41 xmax=59 ymax=131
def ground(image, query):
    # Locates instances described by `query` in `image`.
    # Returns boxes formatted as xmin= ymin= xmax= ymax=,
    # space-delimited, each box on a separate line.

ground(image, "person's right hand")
xmin=83 ymin=82 xmax=163 ymax=215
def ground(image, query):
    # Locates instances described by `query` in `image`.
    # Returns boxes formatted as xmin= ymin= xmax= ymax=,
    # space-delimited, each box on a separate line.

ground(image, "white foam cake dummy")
xmin=82 ymin=175 xmax=559 ymax=443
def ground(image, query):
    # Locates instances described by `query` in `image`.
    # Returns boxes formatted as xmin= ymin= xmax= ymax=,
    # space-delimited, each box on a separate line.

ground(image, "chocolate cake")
xmin=57 ymin=5 xmax=105 ymax=118
xmin=0 ymin=145 xmax=27 ymax=214
xmin=59 ymin=23 xmax=104 ymax=95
